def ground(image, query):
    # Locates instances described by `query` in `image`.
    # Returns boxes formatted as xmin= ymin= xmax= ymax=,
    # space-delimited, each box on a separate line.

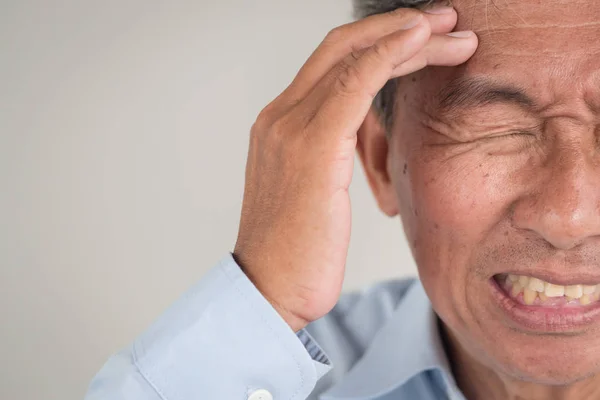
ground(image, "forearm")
xmin=84 ymin=255 xmax=331 ymax=400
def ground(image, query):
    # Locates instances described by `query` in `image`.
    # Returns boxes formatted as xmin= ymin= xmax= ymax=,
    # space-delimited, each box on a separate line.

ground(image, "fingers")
xmin=299 ymin=21 xmax=477 ymax=142
xmin=391 ymin=30 xmax=479 ymax=78
xmin=278 ymin=7 xmax=459 ymax=109
xmin=293 ymin=19 xmax=431 ymax=141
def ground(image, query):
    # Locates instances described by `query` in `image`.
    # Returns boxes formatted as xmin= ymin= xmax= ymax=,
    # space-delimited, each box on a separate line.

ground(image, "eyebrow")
xmin=435 ymin=76 xmax=537 ymax=113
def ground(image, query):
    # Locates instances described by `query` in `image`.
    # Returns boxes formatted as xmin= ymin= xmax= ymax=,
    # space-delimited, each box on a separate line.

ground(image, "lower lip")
xmin=490 ymin=278 xmax=600 ymax=332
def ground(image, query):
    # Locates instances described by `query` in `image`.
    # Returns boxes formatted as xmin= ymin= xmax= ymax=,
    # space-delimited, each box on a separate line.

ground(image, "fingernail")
xmin=424 ymin=5 xmax=454 ymax=14
xmin=400 ymin=14 xmax=423 ymax=30
xmin=446 ymin=30 xmax=474 ymax=38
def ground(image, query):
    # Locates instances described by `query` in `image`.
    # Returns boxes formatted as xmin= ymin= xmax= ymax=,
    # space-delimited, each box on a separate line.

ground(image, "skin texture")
xmin=234 ymin=6 xmax=478 ymax=333
xmin=357 ymin=0 xmax=600 ymax=399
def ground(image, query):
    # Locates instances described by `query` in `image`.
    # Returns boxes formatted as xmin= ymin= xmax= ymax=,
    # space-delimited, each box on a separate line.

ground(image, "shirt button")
xmin=248 ymin=389 xmax=273 ymax=400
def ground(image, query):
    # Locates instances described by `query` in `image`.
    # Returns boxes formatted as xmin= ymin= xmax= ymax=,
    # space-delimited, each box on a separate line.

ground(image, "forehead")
xmin=419 ymin=0 xmax=600 ymax=109
xmin=454 ymin=0 xmax=600 ymax=54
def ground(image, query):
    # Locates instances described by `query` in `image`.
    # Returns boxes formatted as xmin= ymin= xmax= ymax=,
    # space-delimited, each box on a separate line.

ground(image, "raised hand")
xmin=233 ymin=5 xmax=478 ymax=331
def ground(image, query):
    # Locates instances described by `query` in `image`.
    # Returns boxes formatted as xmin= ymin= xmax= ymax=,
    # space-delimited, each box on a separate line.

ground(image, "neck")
xmin=438 ymin=320 xmax=600 ymax=400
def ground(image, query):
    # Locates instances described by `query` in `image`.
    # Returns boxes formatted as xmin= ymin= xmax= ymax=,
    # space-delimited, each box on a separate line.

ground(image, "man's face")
xmin=389 ymin=0 xmax=600 ymax=384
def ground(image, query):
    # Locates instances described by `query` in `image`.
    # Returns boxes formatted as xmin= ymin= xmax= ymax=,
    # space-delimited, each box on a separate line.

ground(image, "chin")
xmin=435 ymin=292 xmax=600 ymax=390
xmin=497 ymin=348 xmax=598 ymax=386
xmin=477 ymin=324 xmax=600 ymax=387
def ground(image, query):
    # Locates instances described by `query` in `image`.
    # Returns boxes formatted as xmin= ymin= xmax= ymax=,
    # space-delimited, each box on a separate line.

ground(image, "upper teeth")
xmin=507 ymin=274 xmax=599 ymax=299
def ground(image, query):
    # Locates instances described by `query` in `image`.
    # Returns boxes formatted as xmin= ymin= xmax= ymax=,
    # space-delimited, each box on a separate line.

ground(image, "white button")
xmin=248 ymin=389 xmax=273 ymax=400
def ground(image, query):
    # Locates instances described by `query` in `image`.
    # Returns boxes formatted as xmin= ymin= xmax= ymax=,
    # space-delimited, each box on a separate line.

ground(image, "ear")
xmin=356 ymin=107 xmax=400 ymax=217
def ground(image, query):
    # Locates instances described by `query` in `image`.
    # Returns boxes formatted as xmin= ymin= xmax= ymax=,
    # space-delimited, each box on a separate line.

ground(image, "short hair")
xmin=352 ymin=0 xmax=446 ymax=132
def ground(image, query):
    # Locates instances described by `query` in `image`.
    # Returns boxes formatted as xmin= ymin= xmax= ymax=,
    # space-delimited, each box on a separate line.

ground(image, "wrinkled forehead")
xmin=454 ymin=0 xmax=600 ymax=64
xmin=416 ymin=0 xmax=600 ymax=112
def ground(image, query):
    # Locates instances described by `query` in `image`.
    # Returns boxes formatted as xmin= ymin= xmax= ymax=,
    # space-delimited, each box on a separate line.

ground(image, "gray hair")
xmin=352 ymin=0 xmax=446 ymax=132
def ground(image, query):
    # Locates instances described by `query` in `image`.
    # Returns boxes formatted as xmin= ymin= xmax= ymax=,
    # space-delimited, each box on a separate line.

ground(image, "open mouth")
xmin=494 ymin=274 xmax=600 ymax=307
xmin=491 ymin=274 xmax=600 ymax=332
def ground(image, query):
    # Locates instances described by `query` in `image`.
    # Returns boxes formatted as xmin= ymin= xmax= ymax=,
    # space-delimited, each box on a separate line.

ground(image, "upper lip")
xmin=494 ymin=267 xmax=600 ymax=286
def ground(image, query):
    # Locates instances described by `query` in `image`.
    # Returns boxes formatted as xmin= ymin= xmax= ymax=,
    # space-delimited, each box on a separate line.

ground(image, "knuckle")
xmin=334 ymin=57 xmax=363 ymax=95
xmin=268 ymin=116 xmax=293 ymax=141
xmin=370 ymin=40 xmax=391 ymax=61
xmin=250 ymin=116 xmax=297 ymax=158
xmin=253 ymin=101 xmax=284 ymax=133
xmin=252 ymin=109 xmax=273 ymax=134
xmin=349 ymin=44 xmax=364 ymax=62
xmin=324 ymin=25 xmax=349 ymax=45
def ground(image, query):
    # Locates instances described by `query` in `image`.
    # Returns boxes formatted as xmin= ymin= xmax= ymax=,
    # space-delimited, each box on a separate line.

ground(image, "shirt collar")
xmin=322 ymin=280 xmax=460 ymax=400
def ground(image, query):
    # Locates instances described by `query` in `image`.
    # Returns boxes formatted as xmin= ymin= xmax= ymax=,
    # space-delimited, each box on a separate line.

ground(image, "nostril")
xmin=511 ymin=192 xmax=600 ymax=251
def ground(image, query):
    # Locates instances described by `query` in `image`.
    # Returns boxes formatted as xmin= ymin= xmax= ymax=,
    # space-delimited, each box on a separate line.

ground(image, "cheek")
xmin=395 ymin=148 xmax=528 ymax=315
xmin=402 ymin=152 xmax=514 ymax=256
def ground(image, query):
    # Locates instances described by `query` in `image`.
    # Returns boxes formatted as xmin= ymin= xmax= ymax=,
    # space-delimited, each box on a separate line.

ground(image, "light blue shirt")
xmin=85 ymin=254 xmax=466 ymax=400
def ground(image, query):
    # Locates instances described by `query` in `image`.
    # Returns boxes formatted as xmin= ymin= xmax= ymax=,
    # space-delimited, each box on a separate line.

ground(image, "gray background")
xmin=0 ymin=1 xmax=417 ymax=399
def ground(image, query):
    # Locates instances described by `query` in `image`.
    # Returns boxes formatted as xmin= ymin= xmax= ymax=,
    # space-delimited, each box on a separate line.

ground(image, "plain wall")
xmin=0 ymin=1 xmax=417 ymax=399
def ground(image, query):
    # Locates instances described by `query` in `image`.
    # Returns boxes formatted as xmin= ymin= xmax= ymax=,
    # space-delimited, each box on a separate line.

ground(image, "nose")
xmin=511 ymin=146 xmax=600 ymax=250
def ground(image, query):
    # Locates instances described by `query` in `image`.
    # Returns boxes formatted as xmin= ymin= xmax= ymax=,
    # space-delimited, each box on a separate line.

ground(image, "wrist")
xmin=233 ymin=252 xmax=310 ymax=332
xmin=264 ymin=294 xmax=310 ymax=333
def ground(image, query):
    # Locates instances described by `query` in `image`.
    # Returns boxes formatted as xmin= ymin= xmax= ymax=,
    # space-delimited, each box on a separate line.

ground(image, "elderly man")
xmin=85 ymin=0 xmax=600 ymax=399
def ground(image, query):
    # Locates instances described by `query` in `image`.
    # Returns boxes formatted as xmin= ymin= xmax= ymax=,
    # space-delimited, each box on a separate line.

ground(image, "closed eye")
xmin=484 ymin=131 xmax=537 ymax=141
